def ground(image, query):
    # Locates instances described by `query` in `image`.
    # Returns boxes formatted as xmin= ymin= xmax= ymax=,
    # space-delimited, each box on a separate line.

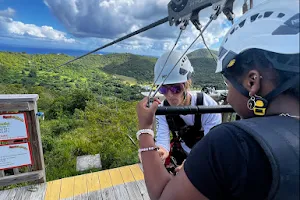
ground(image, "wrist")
xmin=138 ymin=125 xmax=153 ymax=130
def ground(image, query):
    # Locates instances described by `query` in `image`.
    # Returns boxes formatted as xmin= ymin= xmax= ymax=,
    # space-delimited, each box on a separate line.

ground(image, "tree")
xmin=28 ymin=69 xmax=37 ymax=78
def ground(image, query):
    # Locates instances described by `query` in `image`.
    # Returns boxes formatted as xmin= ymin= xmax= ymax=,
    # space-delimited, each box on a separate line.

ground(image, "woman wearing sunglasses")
xmin=152 ymin=51 xmax=222 ymax=170
xmin=136 ymin=1 xmax=299 ymax=199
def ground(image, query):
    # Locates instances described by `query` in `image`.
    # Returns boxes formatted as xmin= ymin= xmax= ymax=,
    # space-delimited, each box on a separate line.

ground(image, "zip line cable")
xmin=200 ymin=31 xmax=218 ymax=64
xmin=58 ymin=17 xmax=169 ymax=67
xmin=193 ymin=20 xmax=218 ymax=64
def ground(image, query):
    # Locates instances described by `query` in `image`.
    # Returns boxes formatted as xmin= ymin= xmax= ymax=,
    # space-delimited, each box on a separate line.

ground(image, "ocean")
xmin=0 ymin=44 xmax=108 ymax=57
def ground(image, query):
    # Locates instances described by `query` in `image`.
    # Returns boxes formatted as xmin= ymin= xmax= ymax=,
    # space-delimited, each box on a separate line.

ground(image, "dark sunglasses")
xmin=158 ymin=84 xmax=184 ymax=94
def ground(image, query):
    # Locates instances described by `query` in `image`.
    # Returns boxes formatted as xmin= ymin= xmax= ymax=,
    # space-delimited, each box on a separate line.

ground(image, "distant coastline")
xmin=0 ymin=44 xmax=107 ymax=56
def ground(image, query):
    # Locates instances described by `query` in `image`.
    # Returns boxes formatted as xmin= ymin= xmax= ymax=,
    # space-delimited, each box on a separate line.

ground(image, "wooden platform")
xmin=0 ymin=164 xmax=150 ymax=200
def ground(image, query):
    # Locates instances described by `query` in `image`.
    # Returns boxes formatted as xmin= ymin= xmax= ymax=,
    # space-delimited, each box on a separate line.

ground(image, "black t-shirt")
xmin=184 ymin=123 xmax=272 ymax=200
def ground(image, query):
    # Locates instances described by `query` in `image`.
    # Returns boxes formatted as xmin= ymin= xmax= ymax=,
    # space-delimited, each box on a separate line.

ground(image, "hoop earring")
xmin=247 ymin=96 xmax=256 ymax=110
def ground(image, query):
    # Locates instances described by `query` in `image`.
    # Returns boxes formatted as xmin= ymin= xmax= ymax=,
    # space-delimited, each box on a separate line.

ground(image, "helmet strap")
xmin=224 ymin=75 xmax=249 ymax=97
xmin=182 ymin=90 xmax=187 ymax=104
xmin=225 ymin=74 xmax=299 ymax=117
xmin=264 ymin=75 xmax=299 ymax=101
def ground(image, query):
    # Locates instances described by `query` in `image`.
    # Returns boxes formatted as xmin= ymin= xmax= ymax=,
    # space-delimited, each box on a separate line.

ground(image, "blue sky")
xmin=0 ymin=0 xmax=265 ymax=56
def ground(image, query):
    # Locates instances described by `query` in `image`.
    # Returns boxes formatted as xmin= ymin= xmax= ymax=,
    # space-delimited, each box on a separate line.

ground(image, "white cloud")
xmin=2 ymin=0 xmax=271 ymax=56
xmin=0 ymin=8 xmax=76 ymax=44
xmin=0 ymin=7 xmax=15 ymax=18
xmin=44 ymin=0 xmax=250 ymax=54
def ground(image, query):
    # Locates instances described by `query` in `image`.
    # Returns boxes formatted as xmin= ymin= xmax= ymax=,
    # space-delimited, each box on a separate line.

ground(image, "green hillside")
xmin=0 ymin=49 xmax=224 ymax=188
xmin=187 ymin=48 xmax=218 ymax=59
xmin=102 ymin=53 xmax=157 ymax=84
xmin=0 ymin=51 xmax=143 ymax=186
xmin=102 ymin=49 xmax=224 ymax=89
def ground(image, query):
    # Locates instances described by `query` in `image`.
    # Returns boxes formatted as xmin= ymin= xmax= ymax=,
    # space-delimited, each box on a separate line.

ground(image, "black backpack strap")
xmin=194 ymin=92 xmax=204 ymax=130
xmin=230 ymin=116 xmax=299 ymax=200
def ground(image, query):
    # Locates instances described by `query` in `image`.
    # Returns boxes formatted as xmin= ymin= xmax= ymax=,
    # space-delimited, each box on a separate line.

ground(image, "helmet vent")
xmin=264 ymin=11 xmax=273 ymax=18
xmin=179 ymin=68 xmax=188 ymax=75
xmin=218 ymin=47 xmax=228 ymax=58
xmin=278 ymin=13 xmax=285 ymax=18
xmin=251 ymin=13 xmax=259 ymax=22
xmin=230 ymin=28 xmax=235 ymax=35
xmin=239 ymin=19 xmax=246 ymax=28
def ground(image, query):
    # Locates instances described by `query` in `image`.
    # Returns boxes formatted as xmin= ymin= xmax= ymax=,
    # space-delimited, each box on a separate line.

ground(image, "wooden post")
xmin=0 ymin=94 xmax=46 ymax=187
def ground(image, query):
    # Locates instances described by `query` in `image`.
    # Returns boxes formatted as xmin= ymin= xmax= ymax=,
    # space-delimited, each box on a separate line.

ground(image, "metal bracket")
xmin=168 ymin=0 xmax=236 ymax=27
xmin=191 ymin=11 xmax=202 ymax=30
xmin=179 ymin=19 xmax=189 ymax=30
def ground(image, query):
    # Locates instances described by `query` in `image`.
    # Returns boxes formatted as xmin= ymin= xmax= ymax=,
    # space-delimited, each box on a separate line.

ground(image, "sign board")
xmin=0 ymin=113 xmax=28 ymax=141
xmin=0 ymin=143 xmax=33 ymax=170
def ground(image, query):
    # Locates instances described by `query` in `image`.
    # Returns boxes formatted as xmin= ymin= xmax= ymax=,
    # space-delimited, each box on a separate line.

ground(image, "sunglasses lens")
xmin=159 ymin=86 xmax=168 ymax=94
xmin=170 ymin=85 xmax=182 ymax=94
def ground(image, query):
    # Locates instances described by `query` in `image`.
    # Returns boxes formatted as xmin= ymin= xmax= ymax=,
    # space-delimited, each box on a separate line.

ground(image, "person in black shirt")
xmin=184 ymin=124 xmax=272 ymax=199
xmin=135 ymin=1 xmax=299 ymax=199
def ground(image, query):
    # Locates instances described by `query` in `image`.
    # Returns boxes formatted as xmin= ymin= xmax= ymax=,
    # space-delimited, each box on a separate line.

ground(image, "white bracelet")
xmin=136 ymin=129 xmax=154 ymax=140
xmin=138 ymin=146 xmax=159 ymax=153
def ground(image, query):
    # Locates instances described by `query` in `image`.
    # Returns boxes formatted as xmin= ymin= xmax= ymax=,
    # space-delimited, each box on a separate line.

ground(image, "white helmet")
xmin=154 ymin=51 xmax=194 ymax=85
xmin=216 ymin=0 xmax=300 ymax=73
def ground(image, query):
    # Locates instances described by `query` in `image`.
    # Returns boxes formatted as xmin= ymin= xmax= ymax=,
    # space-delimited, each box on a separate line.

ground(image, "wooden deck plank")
xmin=108 ymin=168 xmax=130 ymax=200
xmin=45 ymin=180 xmax=61 ymax=200
xmin=124 ymin=182 xmax=144 ymax=200
xmin=60 ymin=177 xmax=75 ymax=199
xmin=135 ymin=180 xmax=150 ymax=200
xmin=129 ymin=165 xmax=150 ymax=200
xmin=86 ymin=173 xmax=101 ymax=193
xmin=108 ymin=168 xmax=124 ymax=186
xmin=4 ymin=188 xmax=16 ymax=200
xmin=111 ymin=184 xmax=130 ymax=200
xmin=73 ymin=175 xmax=87 ymax=197
xmin=86 ymin=190 xmax=102 ymax=200
xmin=119 ymin=166 xmax=135 ymax=183
xmin=44 ymin=181 xmax=53 ymax=200
xmin=13 ymin=186 xmax=33 ymax=200
xmin=119 ymin=166 xmax=144 ymax=199
xmin=98 ymin=171 xmax=115 ymax=200
xmin=129 ymin=164 xmax=144 ymax=181
xmin=101 ymin=188 xmax=116 ymax=200
xmin=0 ymin=189 xmax=10 ymax=200
xmin=73 ymin=194 xmax=89 ymax=200
xmin=1 ymin=164 xmax=151 ymax=200
xmin=29 ymin=183 xmax=47 ymax=200
xmin=97 ymin=171 xmax=112 ymax=189
xmin=61 ymin=197 xmax=73 ymax=200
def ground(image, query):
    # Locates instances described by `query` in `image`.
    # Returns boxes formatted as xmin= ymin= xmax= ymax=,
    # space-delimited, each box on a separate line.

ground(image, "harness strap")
xmin=230 ymin=116 xmax=299 ymax=200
